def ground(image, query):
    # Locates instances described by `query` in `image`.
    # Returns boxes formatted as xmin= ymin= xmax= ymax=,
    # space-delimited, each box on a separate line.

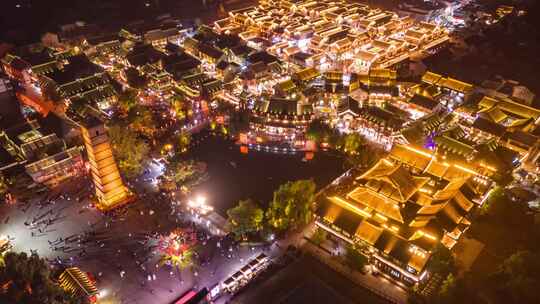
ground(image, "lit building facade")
xmin=316 ymin=144 xmax=489 ymax=286
xmin=0 ymin=120 xmax=84 ymax=187
xmin=79 ymin=115 xmax=133 ymax=210
xmin=216 ymin=0 xmax=449 ymax=73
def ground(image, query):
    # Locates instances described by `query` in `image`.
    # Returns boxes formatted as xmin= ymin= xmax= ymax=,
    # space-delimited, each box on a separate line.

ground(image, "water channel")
xmin=188 ymin=132 xmax=346 ymax=216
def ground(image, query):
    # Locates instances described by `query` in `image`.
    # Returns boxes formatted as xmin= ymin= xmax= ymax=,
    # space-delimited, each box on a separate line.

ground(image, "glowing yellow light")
xmin=419 ymin=230 xmax=437 ymax=240
xmin=404 ymin=145 xmax=433 ymax=158
xmin=329 ymin=196 xmax=372 ymax=218
xmin=480 ymin=163 xmax=496 ymax=171
xmin=454 ymin=164 xmax=478 ymax=175
xmin=383 ymin=159 xmax=394 ymax=166
xmin=375 ymin=213 xmax=388 ymax=221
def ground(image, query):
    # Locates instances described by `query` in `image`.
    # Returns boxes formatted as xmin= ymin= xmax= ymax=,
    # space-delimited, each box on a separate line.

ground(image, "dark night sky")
xmin=1 ymin=0 xmax=539 ymax=46
xmin=0 ymin=0 xmax=204 ymax=44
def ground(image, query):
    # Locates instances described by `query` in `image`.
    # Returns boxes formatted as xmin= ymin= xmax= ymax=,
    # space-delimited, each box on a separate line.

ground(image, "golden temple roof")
xmin=355 ymin=220 xmax=383 ymax=245
xmin=479 ymin=96 xmax=540 ymax=120
xmin=389 ymin=145 xmax=472 ymax=181
xmin=421 ymin=71 xmax=442 ymax=85
xmin=359 ymin=159 xmax=429 ymax=202
xmin=347 ymin=188 xmax=404 ymax=223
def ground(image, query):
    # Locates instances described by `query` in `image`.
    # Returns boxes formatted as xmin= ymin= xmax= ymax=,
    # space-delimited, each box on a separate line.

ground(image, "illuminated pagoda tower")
xmin=79 ymin=114 xmax=133 ymax=210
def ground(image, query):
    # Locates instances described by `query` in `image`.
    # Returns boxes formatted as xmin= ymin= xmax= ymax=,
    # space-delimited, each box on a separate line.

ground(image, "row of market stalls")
xmin=59 ymin=267 xmax=99 ymax=303
xmin=0 ymin=235 xmax=12 ymax=255
xmin=221 ymin=253 xmax=270 ymax=294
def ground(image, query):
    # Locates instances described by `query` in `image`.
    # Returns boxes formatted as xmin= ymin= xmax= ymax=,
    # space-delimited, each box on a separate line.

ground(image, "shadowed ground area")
xmin=231 ymin=254 xmax=390 ymax=304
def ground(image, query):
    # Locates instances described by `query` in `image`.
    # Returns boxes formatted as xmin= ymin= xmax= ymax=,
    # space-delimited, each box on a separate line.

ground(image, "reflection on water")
xmin=188 ymin=134 xmax=345 ymax=216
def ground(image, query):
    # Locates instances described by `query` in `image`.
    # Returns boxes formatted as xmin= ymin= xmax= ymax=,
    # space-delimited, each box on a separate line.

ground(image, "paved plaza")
xmin=0 ymin=173 xmax=272 ymax=304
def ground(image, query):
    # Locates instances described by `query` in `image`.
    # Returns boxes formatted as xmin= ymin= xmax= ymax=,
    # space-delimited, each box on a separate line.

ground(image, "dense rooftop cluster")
xmin=214 ymin=0 xmax=449 ymax=73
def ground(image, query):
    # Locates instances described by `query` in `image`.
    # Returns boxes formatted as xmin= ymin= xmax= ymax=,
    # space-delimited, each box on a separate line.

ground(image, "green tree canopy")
xmin=493 ymin=250 xmax=540 ymax=304
xmin=342 ymin=133 xmax=365 ymax=155
xmin=228 ymin=108 xmax=250 ymax=135
xmin=172 ymin=99 xmax=187 ymax=121
xmin=166 ymin=161 xmax=196 ymax=184
xmin=175 ymin=131 xmax=191 ymax=154
xmin=163 ymin=160 xmax=206 ymax=188
xmin=306 ymin=119 xmax=333 ymax=144
xmin=0 ymin=252 xmax=83 ymax=304
xmin=311 ymin=228 xmax=328 ymax=246
xmin=117 ymin=88 xmax=138 ymax=113
xmin=128 ymin=105 xmax=157 ymax=137
xmin=433 ymin=273 xmax=475 ymax=304
xmin=481 ymin=187 xmax=529 ymax=227
xmin=0 ymin=174 xmax=9 ymax=196
xmin=344 ymin=145 xmax=379 ymax=169
xmin=108 ymin=125 xmax=150 ymax=178
xmin=266 ymin=179 xmax=316 ymax=231
xmin=227 ymin=199 xmax=264 ymax=239
xmin=427 ymin=244 xmax=456 ymax=275
xmin=124 ymin=67 xmax=148 ymax=89
xmin=345 ymin=245 xmax=367 ymax=271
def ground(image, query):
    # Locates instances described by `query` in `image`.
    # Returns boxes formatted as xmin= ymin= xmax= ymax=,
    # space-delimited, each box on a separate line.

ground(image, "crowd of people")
xmin=0 ymin=164 xmax=279 ymax=304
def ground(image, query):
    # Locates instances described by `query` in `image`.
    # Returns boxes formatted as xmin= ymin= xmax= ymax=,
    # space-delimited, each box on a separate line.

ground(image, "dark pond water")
xmin=188 ymin=133 xmax=346 ymax=216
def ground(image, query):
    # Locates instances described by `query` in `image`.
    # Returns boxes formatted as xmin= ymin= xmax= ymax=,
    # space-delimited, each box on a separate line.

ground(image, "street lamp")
xmin=187 ymin=195 xmax=214 ymax=215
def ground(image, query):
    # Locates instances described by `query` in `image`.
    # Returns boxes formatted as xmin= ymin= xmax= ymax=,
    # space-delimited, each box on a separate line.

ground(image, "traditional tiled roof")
xmin=504 ymin=131 xmax=539 ymax=149
xmin=58 ymin=73 xmax=109 ymax=98
xmin=197 ymin=43 xmax=224 ymax=59
xmin=126 ymin=45 xmax=165 ymax=66
xmin=472 ymin=117 xmax=506 ymax=137
xmin=250 ymin=61 xmax=267 ymax=74
xmin=434 ymin=135 xmax=475 ymax=158
xmin=294 ymin=67 xmax=320 ymax=82
xmin=215 ymin=33 xmax=241 ymax=50
xmin=360 ymin=106 xmax=405 ymax=129
xmin=421 ymin=71 xmax=442 ymax=85
xmin=144 ymin=28 xmax=179 ymax=42
xmin=355 ymin=220 xmax=383 ymax=245
xmin=96 ymin=40 xmax=121 ymax=53
xmin=405 ymin=29 xmax=424 ymax=40
xmin=400 ymin=124 xmax=425 ymax=145
xmin=356 ymin=50 xmax=377 ymax=62
xmin=369 ymin=68 xmax=397 ymax=79
xmin=248 ymin=51 xmax=277 ymax=64
xmin=163 ymin=53 xmax=200 ymax=79
xmin=389 ymin=145 xmax=472 ymax=181
xmin=76 ymin=84 xmax=116 ymax=103
xmin=268 ymin=61 xmax=283 ymax=74
xmin=230 ymin=44 xmax=254 ymax=57
xmin=440 ymin=125 xmax=467 ymax=140
xmin=182 ymin=72 xmax=208 ymax=86
xmin=202 ymin=79 xmax=223 ymax=94
xmin=267 ymin=97 xmax=298 ymax=115
xmin=31 ymin=61 xmax=58 ymax=75
xmin=276 ymin=79 xmax=296 ymax=93
xmin=409 ymin=94 xmax=438 ymax=111
xmin=478 ymin=96 xmax=540 ymax=120
xmin=1 ymin=54 xmax=31 ymax=70
xmin=478 ymin=105 xmax=508 ymax=123
xmin=337 ymin=97 xmax=360 ymax=116
xmin=359 ymin=160 xmax=429 ymax=203
xmin=438 ymin=77 xmax=473 ymax=94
